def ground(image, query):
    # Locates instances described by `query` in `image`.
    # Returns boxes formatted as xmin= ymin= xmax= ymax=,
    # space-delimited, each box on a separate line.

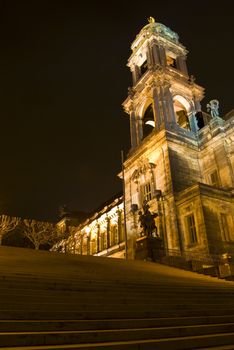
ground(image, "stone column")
xmin=137 ymin=117 xmax=143 ymax=142
xmin=176 ymin=56 xmax=188 ymax=75
xmin=193 ymin=96 xmax=202 ymax=113
xmin=106 ymin=217 xmax=110 ymax=249
xmin=192 ymin=95 xmax=202 ymax=131
xmin=96 ymin=224 xmax=100 ymax=253
xmin=146 ymin=45 xmax=152 ymax=69
xmin=131 ymin=68 xmax=136 ymax=85
xmin=158 ymin=45 xmax=167 ymax=66
xmin=152 ymin=87 xmax=162 ymax=130
xmin=158 ymin=86 xmax=169 ymax=127
xmin=151 ymin=42 xmax=160 ymax=66
xmin=87 ymin=234 xmax=91 ymax=255
xmin=130 ymin=110 xmax=137 ymax=148
xmin=164 ymin=85 xmax=177 ymax=127
xmin=135 ymin=65 xmax=141 ymax=82
xmin=131 ymin=65 xmax=140 ymax=85
xmin=80 ymin=235 xmax=83 ymax=255
xmin=117 ymin=210 xmax=122 ymax=244
xmin=100 ymin=232 xmax=104 ymax=251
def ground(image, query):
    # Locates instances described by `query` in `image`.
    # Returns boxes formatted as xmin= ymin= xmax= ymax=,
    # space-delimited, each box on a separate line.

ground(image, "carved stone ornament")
xmin=131 ymin=160 xmax=156 ymax=183
xmin=190 ymin=75 xmax=196 ymax=84
xmin=128 ymin=87 xmax=135 ymax=99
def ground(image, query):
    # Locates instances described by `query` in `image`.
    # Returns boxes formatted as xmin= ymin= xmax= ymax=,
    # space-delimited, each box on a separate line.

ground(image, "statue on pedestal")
xmin=138 ymin=203 xmax=164 ymax=262
xmin=206 ymin=100 xmax=220 ymax=118
xmin=138 ymin=203 xmax=158 ymax=237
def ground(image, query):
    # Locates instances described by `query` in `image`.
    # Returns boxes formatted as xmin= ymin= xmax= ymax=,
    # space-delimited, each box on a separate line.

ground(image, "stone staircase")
xmin=1 ymin=246 xmax=234 ymax=349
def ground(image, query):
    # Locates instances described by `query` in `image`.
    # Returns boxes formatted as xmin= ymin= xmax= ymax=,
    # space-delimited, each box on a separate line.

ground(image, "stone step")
xmin=1 ymin=274 xmax=232 ymax=290
xmin=2 ymin=331 xmax=234 ymax=349
xmin=1 ymin=248 xmax=234 ymax=348
xmin=1 ymin=292 xmax=232 ymax=301
xmin=0 ymin=289 xmax=234 ymax=303
xmin=198 ymin=346 xmax=234 ymax=350
xmin=2 ymin=302 xmax=234 ymax=312
xmin=2 ymin=279 xmax=232 ymax=292
xmin=1 ymin=322 xmax=234 ymax=347
xmin=1 ymin=288 xmax=233 ymax=304
xmin=1 ymin=315 xmax=234 ymax=332
xmin=0 ymin=296 xmax=232 ymax=306
xmin=2 ymin=308 xmax=234 ymax=320
xmin=1 ymin=281 xmax=234 ymax=297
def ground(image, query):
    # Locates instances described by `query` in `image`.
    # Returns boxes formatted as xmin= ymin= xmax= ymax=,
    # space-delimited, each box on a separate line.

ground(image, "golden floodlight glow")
xmin=85 ymin=227 xmax=91 ymax=234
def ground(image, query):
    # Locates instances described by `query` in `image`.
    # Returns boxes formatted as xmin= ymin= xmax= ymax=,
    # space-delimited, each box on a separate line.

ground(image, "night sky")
xmin=0 ymin=1 xmax=233 ymax=222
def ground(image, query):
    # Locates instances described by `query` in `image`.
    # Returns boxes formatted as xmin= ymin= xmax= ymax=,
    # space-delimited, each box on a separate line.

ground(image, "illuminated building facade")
xmin=54 ymin=19 xmax=234 ymax=262
xmin=53 ymin=195 xmax=125 ymax=258
xmin=122 ymin=18 xmax=234 ymax=259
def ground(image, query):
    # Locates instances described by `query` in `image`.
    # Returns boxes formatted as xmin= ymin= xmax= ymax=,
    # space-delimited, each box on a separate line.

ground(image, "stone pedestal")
xmin=135 ymin=236 xmax=164 ymax=261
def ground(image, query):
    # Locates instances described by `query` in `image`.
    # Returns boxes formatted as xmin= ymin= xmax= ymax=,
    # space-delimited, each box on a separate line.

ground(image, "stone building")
xmin=54 ymin=18 xmax=234 ymax=264
xmin=53 ymin=194 xmax=125 ymax=258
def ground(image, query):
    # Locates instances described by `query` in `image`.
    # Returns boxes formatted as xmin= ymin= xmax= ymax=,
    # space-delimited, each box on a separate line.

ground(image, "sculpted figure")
xmin=206 ymin=100 xmax=219 ymax=118
xmin=138 ymin=203 xmax=158 ymax=237
xmin=148 ymin=16 xmax=155 ymax=24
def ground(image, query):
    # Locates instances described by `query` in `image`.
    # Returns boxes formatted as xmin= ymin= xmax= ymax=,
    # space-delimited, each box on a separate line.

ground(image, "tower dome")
xmin=131 ymin=17 xmax=179 ymax=52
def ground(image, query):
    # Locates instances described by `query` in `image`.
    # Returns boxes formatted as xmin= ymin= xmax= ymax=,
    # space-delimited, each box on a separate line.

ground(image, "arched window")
xmin=142 ymin=104 xmax=155 ymax=138
xmin=173 ymin=96 xmax=191 ymax=130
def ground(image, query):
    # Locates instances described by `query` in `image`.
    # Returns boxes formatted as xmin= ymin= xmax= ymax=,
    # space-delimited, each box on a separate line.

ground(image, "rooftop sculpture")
xmin=207 ymin=99 xmax=220 ymax=118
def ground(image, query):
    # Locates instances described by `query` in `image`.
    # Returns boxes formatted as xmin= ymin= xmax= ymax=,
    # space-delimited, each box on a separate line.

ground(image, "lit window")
xmin=209 ymin=170 xmax=220 ymax=187
xmin=186 ymin=214 xmax=197 ymax=244
xmin=142 ymin=183 xmax=152 ymax=203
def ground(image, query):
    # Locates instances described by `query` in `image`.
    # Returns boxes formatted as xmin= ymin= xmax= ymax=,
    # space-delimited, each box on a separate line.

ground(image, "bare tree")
xmin=51 ymin=225 xmax=81 ymax=254
xmin=67 ymin=226 xmax=79 ymax=253
xmin=22 ymin=219 xmax=58 ymax=250
xmin=0 ymin=215 xmax=21 ymax=245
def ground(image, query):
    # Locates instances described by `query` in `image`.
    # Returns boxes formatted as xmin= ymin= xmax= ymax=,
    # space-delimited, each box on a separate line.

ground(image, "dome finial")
xmin=148 ymin=16 xmax=155 ymax=24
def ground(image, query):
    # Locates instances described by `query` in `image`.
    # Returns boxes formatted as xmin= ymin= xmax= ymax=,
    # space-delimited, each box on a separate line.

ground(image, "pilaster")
xmin=130 ymin=110 xmax=137 ymax=148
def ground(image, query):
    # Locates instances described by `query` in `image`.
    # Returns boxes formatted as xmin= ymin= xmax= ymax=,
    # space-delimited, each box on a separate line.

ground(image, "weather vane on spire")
xmin=148 ymin=16 xmax=155 ymax=24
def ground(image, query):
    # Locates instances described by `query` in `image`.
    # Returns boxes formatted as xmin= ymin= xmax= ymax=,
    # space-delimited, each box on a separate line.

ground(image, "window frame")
xmin=209 ymin=169 xmax=220 ymax=188
xmin=141 ymin=182 xmax=152 ymax=204
xmin=219 ymin=213 xmax=234 ymax=242
xmin=185 ymin=213 xmax=198 ymax=245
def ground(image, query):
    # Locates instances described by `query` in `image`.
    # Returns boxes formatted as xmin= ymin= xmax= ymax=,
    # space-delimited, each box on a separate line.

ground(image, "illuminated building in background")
xmin=54 ymin=18 xmax=234 ymax=263
xmin=53 ymin=194 xmax=125 ymax=258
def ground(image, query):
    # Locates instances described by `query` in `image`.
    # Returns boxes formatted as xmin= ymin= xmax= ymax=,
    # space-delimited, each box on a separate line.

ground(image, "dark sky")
xmin=0 ymin=0 xmax=233 ymax=222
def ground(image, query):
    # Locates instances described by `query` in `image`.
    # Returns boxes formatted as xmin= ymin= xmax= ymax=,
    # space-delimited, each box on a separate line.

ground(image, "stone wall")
xmin=201 ymin=190 xmax=234 ymax=255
